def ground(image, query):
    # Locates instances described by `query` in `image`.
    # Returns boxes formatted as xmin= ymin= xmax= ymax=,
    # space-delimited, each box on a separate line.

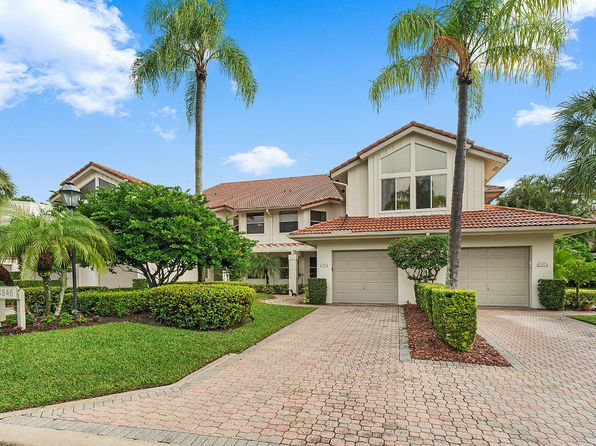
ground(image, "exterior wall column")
xmin=288 ymin=253 xmax=299 ymax=295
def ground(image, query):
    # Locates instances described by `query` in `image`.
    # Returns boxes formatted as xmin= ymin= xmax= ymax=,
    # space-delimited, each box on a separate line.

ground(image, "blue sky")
xmin=1 ymin=0 xmax=595 ymax=202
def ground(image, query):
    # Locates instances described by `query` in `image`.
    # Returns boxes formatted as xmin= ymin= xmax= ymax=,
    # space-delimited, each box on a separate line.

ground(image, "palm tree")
xmin=0 ymin=167 xmax=16 ymax=206
xmin=132 ymin=0 xmax=257 ymax=195
xmin=0 ymin=210 xmax=113 ymax=316
xmin=546 ymin=89 xmax=596 ymax=197
xmin=247 ymin=254 xmax=283 ymax=285
xmin=370 ymin=0 xmax=569 ymax=288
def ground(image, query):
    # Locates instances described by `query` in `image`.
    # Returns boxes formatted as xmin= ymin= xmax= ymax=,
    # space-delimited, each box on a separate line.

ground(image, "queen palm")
xmin=546 ymin=89 xmax=596 ymax=197
xmin=370 ymin=0 xmax=570 ymax=288
xmin=247 ymin=254 xmax=283 ymax=285
xmin=132 ymin=0 xmax=257 ymax=195
xmin=0 ymin=167 xmax=16 ymax=206
xmin=0 ymin=210 xmax=113 ymax=316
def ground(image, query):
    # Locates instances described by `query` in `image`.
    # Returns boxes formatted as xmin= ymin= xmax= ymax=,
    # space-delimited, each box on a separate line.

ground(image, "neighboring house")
xmin=288 ymin=122 xmax=596 ymax=307
xmin=203 ymin=175 xmax=345 ymax=288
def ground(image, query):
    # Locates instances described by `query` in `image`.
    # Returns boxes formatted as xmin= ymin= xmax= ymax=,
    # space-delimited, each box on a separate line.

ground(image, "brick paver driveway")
xmin=2 ymin=305 xmax=595 ymax=445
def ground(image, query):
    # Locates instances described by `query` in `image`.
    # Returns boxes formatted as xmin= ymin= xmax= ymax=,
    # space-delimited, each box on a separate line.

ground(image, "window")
xmin=80 ymin=180 xmax=96 ymax=198
xmin=280 ymin=257 xmax=289 ymax=279
xmin=98 ymin=178 xmax=114 ymax=189
xmin=310 ymin=210 xmax=327 ymax=226
xmin=232 ymin=216 xmax=239 ymax=232
xmin=246 ymin=213 xmax=264 ymax=234
xmin=279 ymin=211 xmax=298 ymax=233
xmin=416 ymin=175 xmax=447 ymax=209
xmin=309 ymin=256 xmax=317 ymax=278
xmin=381 ymin=143 xmax=447 ymax=211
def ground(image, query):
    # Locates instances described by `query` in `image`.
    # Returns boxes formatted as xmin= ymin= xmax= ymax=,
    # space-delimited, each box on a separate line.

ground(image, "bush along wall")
xmin=537 ymin=279 xmax=566 ymax=310
xmin=148 ymin=284 xmax=255 ymax=330
xmin=304 ymin=278 xmax=326 ymax=304
xmin=414 ymin=282 xmax=444 ymax=321
xmin=20 ymin=286 xmax=108 ymax=315
xmin=565 ymin=288 xmax=596 ymax=308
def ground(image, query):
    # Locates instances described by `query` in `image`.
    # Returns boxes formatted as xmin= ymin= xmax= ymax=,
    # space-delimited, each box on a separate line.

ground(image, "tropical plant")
xmin=0 ymin=167 xmax=16 ymax=205
xmin=247 ymin=254 xmax=283 ymax=285
xmin=79 ymin=182 xmax=255 ymax=287
xmin=546 ymin=89 xmax=596 ymax=197
xmin=387 ymin=235 xmax=449 ymax=283
xmin=369 ymin=0 xmax=570 ymax=288
xmin=132 ymin=0 xmax=257 ymax=195
xmin=0 ymin=210 xmax=113 ymax=316
xmin=553 ymin=244 xmax=575 ymax=281
xmin=564 ymin=259 xmax=596 ymax=308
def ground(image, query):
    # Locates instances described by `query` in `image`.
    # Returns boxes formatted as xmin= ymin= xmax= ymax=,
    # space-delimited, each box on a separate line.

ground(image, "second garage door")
xmin=333 ymin=250 xmax=398 ymax=304
xmin=459 ymin=247 xmax=530 ymax=306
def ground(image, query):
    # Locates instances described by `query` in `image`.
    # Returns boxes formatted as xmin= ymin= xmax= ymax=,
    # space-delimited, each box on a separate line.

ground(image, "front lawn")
xmin=572 ymin=315 xmax=596 ymax=325
xmin=0 ymin=301 xmax=313 ymax=412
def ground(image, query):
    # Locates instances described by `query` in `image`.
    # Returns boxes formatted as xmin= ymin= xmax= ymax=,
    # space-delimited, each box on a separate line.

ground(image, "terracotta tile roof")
xmin=59 ymin=161 xmax=145 ymax=186
xmin=204 ymin=175 xmax=343 ymax=211
xmin=256 ymin=243 xmax=306 ymax=248
xmin=330 ymin=121 xmax=510 ymax=174
xmin=484 ymin=184 xmax=506 ymax=204
xmin=290 ymin=205 xmax=596 ymax=236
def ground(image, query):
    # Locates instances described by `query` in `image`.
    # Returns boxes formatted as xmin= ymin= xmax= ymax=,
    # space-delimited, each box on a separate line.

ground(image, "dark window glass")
xmin=246 ymin=212 xmax=264 ymax=234
xmin=416 ymin=176 xmax=431 ymax=209
xmin=310 ymin=210 xmax=327 ymax=226
xmin=279 ymin=211 xmax=298 ymax=233
xmin=80 ymin=180 xmax=96 ymax=198
xmin=309 ymin=256 xmax=317 ymax=278
xmin=381 ymin=178 xmax=396 ymax=211
xmin=432 ymin=175 xmax=447 ymax=207
xmin=395 ymin=177 xmax=410 ymax=210
xmin=232 ymin=216 xmax=239 ymax=232
xmin=98 ymin=178 xmax=114 ymax=189
xmin=416 ymin=175 xmax=447 ymax=209
xmin=280 ymin=257 xmax=289 ymax=279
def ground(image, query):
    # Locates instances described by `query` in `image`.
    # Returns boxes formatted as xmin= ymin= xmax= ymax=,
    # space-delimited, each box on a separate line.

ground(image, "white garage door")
xmin=459 ymin=247 xmax=529 ymax=306
xmin=333 ymin=250 xmax=398 ymax=304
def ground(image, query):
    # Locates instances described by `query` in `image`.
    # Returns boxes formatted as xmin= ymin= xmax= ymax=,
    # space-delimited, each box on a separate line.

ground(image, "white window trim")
xmin=379 ymin=143 xmax=449 ymax=214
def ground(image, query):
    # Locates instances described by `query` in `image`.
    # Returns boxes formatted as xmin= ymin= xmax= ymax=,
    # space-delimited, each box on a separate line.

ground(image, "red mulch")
xmin=403 ymin=304 xmax=510 ymax=367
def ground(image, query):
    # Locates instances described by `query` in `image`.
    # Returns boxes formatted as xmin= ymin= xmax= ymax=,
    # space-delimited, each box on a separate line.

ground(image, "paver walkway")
xmin=2 ymin=306 xmax=595 ymax=445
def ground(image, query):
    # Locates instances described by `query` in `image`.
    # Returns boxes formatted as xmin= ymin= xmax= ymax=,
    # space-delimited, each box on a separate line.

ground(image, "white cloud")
xmin=0 ymin=0 xmax=135 ymax=115
xmin=225 ymin=146 xmax=296 ymax=175
xmin=568 ymin=0 xmax=596 ymax=22
xmin=230 ymin=80 xmax=238 ymax=94
xmin=152 ymin=124 xmax=177 ymax=141
xmin=152 ymin=106 xmax=177 ymax=118
xmin=514 ymin=103 xmax=558 ymax=127
xmin=500 ymin=178 xmax=518 ymax=189
xmin=559 ymin=53 xmax=581 ymax=70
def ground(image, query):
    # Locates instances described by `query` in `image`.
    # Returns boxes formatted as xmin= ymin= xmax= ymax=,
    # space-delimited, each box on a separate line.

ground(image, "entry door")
xmin=333 ymin=250 xmax=398 ymax=304
xmin=459 ymin=247 xmax=530 ymax=306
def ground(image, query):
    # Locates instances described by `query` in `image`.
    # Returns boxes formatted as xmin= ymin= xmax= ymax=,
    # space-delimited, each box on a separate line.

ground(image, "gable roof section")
xmin=290 ymin=205 xmax=596 ymax=236
xmin=58 ymin=161 xmax=145 ymax=186
xmin=330 ymin=121 xmax=511 ymax=175
xmin=484 ymin=184 xmax=506 ymax=203
xmin=204 ymin=174 xmax=343 ymax=211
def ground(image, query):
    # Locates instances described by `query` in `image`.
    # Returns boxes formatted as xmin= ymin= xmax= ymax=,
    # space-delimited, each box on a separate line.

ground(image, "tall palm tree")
xmin=0 ymin=210 xmax=113 ymax=316
xmin=0 ymin=167 xmax=16 ymax=206
xmin=247 ymin=254 xmax=283 ymax=285
xmin=132 ymin=0 xmax=257 ymax=195
xmin=370 ymin=0 xmax=569 ymax=288
xmin=546 ymin=89 xmax=596 ymax=197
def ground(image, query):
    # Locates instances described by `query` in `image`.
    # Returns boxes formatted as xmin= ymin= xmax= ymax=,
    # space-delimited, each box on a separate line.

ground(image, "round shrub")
xmin=148 ymin=284 xmax=255 ymax=330
xmin=537 ymin=279 xmax=566 ymax=310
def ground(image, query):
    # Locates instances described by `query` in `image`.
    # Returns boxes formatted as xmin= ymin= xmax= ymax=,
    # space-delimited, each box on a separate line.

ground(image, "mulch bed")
xmin=403 ymin=304 xmax=510 ymax=366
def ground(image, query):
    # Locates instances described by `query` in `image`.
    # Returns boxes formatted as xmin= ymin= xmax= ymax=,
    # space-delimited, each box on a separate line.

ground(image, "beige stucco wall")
xmin=313 ymin=231 xmax=553 ymax=308
xmin=340 ymin=133 xmax=487 ymax=218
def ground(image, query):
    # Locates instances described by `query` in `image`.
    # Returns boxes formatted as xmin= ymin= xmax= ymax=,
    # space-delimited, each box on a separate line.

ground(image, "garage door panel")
xmin=460 ymin=247 xmax=529 ymax=306
xmin=333 ymin=251 xmax=398 ymax=304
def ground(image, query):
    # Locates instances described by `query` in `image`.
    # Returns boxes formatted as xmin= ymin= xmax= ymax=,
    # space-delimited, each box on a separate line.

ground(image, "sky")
xmin=0 ymin=0 xmax=595 ymax=202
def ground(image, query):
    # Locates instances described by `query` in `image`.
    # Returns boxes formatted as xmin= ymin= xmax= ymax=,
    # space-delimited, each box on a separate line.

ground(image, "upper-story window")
xmin=279 ymin=211 xmax=298 ymax=233
xmin=232 ymin=216 xmax=239 ymax=232
xmin=246 ymin=212 xmax=264 ymax=234
xmin=80 ymin=180 xmax=96 ymax=198
xmin=381 ymin=143 xmax=447 ymax=211
xmin=310 ymin=210 xmax=327 ymax=226
xmin=98 ymin=178 xmax=114 ymax=189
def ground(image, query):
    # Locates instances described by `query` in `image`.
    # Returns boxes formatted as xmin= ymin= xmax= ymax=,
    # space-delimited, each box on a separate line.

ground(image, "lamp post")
xmin=59 ymin=182 xmax=81 ymax=313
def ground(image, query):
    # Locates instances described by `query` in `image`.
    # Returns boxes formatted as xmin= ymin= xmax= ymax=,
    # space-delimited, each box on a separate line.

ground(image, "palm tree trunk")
xmin=446 ymin=77 xmax=470 ymax=289
xmin=195 ymin=70 xmax=206 ymax=196
xmin=54 ymin=271 xmax=67 ymax=317
xmin=42 ymin=275 xmax=52 ymax=316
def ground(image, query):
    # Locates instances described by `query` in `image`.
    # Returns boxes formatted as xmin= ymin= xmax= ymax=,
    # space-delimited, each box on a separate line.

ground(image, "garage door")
xmin=459 ymin=247 xmax=529 ymax=306
xmin=333 ymin=250 xmax=398 ymax=304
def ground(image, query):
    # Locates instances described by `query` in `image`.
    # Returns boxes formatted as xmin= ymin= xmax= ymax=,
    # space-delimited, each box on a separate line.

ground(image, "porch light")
xmin=59 ymin=182 xmax=81 ymax=209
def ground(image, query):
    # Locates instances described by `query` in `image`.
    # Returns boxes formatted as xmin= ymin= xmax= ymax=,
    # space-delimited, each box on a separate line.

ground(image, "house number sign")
xmin=0 ymin=286 xmax=27 ymax=330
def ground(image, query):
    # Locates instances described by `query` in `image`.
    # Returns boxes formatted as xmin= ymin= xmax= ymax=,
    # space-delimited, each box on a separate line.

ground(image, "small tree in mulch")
xmin=387 ymin=235 xmax=448 ymax=283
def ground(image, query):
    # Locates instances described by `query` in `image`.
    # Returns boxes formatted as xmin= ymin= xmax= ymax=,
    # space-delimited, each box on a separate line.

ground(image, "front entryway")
xmin=332 ymin=250 xmax=398 ymax=304
xmin=459 ymin=247 xmax=530 ymax=306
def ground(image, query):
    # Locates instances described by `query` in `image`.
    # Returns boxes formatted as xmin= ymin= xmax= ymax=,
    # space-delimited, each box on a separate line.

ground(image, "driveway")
xmin=1 ymin=305 xmax=595 ymax=445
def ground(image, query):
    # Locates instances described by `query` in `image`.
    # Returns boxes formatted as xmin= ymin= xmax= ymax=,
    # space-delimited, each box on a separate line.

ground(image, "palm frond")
xmin=0 ymin=167 xmax=16 ymax=204
xmin=184 ymin=71 xmax=197 ymax=127
xmin=387 ymin=4 xmax=445 ymax=58
xmin=217 ymin=37 xmax=257 ymax=106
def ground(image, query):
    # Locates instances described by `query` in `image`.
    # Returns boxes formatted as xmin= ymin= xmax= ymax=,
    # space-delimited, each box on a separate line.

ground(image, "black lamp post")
xmin=59 ymin=182 xmax=81 ymax=313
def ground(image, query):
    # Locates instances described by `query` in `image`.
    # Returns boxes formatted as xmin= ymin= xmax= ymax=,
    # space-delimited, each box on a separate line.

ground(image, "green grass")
xmin=572 ymin=315 xmax=596 ymax=325
xmin=255 ymin=292 xmax=276 ymax=300
xmin=0 ymin=301 xmax=313 ymax=412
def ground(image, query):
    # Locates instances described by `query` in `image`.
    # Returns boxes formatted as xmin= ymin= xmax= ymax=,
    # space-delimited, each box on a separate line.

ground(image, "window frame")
xmin=246 ymin=212 xmax=265 ymax=234
xmin=310 ymin=210 xmax=327 ymax=226
xmin=278 ymin=210 xmax=299 ymax=233
xmin=379 ymin=142 xmax=448 ymax=213
xmin=309 ymin=256 xmax=317 ymax=278
xmin=280 ymin=257 xmax=289 ymax=279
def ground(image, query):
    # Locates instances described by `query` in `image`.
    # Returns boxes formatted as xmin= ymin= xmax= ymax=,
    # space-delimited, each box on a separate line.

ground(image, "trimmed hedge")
xmin=414 ymin=282 xmax=444 ymax=321
xmin=565 ymin=288 xmax=596 ymax=308
xmin=132 ymin=278 xmax=148 ymax=289
xmin=431 ymin=288 xmax=477 ymax=351
xmin=304 ymin=278 xmax=326 ymax=304
xmin=20 ymin=286 xmax=108 ymax=315
xmin=74 ymin=289 xmax=151 ymax=317
xmin=148 ymin=284 xmax=254 ymax=330
xmin=174 ymin=281 xmax=305 ymax=295
xmin=537 ymin=279 xmax=566 ymax=310
xmin=14 ymin=279 xmax=62 ymax=288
